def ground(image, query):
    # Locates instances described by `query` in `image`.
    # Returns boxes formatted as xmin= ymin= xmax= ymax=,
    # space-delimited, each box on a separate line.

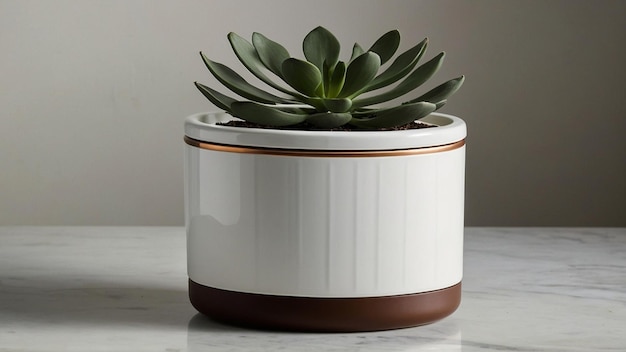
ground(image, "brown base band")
xmin=189 ymin=280 xmax=461 ymax=332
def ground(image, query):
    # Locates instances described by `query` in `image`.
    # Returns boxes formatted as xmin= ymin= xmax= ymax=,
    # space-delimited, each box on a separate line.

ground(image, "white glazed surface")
xmin=184 ymin=112 xmax=466 ymax=150
xmin=185 ymin=144 xmax=465 ymax=297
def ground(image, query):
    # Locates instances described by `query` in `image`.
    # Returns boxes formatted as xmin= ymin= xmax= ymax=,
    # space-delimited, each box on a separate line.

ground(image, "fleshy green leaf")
xmin=404 ymin=76 xmax=465 ymax=104
xmin=252 ymin=32 xmax=291 ymax=78
xmin=304 ymin=97 xmax=330 ymax=111
xmin=328 ymin=61 xmax=346 ymax=98
xmin=281 ymin=58 xmax=323 ymax=96
xmin=194 ymin=82 xmax=238 ymax=112
xmin=365 ymin=38 xmax=428 ymax=92
xmin=434 ymin=99 xmax=447 ymax=110
xmin=352 ymin=52 xmax=445 ymax=108
xmin=349 ymin=102 xmax=437 ymax=129
xmin=228 ymin=32 xmax=303 ymax=98
xmin=303 ymin=26 xmax=340 ymax=74
xmin=200 ymin=52 xmax=287 ymax=104
xmin=321 ymin=61 xmax=331 ymax=96
xmin=305 ymin=112 xmax=352 ymax=128
xmin=368 ymin=30 xmax=400 ymax=65
xmin=338 ymin=52 xmax=381 ymax=98
xmin=230 ymin=102 xmax=307 ymax=126
xmin=322 ymin=98 xmax=352 ymax=113
xmin=350 ymin=43 xmax=365 ymax=62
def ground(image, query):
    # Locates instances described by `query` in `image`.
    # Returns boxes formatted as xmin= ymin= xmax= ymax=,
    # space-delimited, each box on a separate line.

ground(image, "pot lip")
xmin=185 ymin=111 xmax=466 ymax=151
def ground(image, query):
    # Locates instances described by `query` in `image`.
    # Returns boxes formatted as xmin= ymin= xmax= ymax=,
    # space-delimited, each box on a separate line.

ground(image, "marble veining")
xmin=1 ymin=227 xmax=624 ymax=351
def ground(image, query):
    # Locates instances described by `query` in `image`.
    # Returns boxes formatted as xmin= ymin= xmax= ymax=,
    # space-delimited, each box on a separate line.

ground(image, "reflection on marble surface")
xmin=0 ymin=227 xmax=624 ymax=351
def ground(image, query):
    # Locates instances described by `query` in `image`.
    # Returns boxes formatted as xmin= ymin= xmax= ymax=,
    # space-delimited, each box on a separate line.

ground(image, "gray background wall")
xmin=1 ymin=0 xmax=624 ymax=226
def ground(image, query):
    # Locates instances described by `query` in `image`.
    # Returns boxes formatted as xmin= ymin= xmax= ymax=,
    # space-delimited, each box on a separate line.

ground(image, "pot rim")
xmin=185 ymin=111 xmax=466 ymax=151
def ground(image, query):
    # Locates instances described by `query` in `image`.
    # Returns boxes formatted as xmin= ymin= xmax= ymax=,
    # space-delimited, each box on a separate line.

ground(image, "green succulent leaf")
xmin=281 ymin=58 xmax=323 ymax=96
xmin=194 ymin=82 xmax=238 ymax=112
xmin=338 ymin=52 xmax=381 ymax=98
xmin=321 ymin=61 xmax=331 ymax=96
xmin=353 ymin=52 xmax=445 ymax=108
xmin=350 ymin=43 xmax=365 ymax=62
xmin=252 ymin=32 xmax=291 ymax=78
xmin=200 ymin=52 xmax=287 ymax=104
xmin=350 ymin=102 xmax=437 ymax=129
xmin=303 ymin=26 xmax=341 ymax=74
xmin=322 ymin=98 xmax=352 ymax=113
xmin=305 ymin=112 xmax=353 ymax=128
xmin=434 ymin=99 xmax=447 ymax=110
xmin=328 ymin=61 xmax=346 ymax=98
xmin=228 ymin=32 xmax=303 ymax=98
xmin=368 ymin=30 xmax=400 ymax=65
xmin=404 ymin=75 xmax=465 ymax=104
xmin=365 ymin=38 xmax=428 ymax=92
xmin=304 ymin=97 xmax=330 ymax=111
xmin=230 ymin=102 xmax=307 ymax=127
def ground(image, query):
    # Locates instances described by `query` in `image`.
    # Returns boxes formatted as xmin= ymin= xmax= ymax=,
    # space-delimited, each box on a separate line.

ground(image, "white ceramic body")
xmin=185 ymin=112 xmax=466 ymax=298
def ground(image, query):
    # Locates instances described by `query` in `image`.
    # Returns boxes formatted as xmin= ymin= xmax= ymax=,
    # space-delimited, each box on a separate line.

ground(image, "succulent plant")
xmin=195 ymin=26 xmax=464 ymax=129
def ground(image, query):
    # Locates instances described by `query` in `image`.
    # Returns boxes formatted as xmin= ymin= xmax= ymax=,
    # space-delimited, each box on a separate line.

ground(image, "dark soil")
xmin=217 ymin=120 xmax=436 ymax=131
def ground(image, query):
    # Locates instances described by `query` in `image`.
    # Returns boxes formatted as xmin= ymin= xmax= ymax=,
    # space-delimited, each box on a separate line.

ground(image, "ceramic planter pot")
xmin=184 ymin=112 xmax=466 ymax=332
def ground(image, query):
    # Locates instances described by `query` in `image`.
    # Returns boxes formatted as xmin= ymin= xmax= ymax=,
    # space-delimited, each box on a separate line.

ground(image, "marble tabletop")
xmin=0 ymin=227 xmax=624 ymax=351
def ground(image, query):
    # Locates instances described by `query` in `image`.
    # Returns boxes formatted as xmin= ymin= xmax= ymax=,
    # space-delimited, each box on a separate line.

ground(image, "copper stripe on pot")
xmin=184 ymin=136 xmax=465 ymax=157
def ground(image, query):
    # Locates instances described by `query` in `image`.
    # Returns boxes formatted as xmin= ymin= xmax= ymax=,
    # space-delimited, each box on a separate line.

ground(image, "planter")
xmin=184 ymin=112 xmax=466 ymax=332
